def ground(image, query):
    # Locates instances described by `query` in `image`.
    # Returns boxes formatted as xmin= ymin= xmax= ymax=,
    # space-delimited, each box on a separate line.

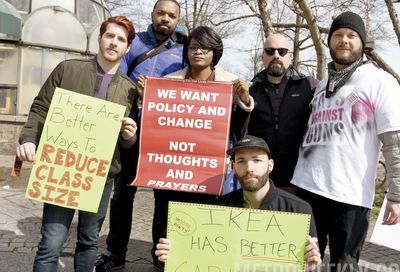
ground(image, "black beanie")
xmin=328 ymin=11 xmax=366 ymax=48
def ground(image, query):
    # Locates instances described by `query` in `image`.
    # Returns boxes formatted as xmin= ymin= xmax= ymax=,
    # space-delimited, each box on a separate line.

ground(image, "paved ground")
xmin=0 ymin=187 xmax=399 ymax=272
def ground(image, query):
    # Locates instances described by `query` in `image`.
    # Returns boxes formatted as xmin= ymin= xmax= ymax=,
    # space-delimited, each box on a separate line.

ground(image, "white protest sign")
xmin=370 ymin=196 xmax=400 ymax=251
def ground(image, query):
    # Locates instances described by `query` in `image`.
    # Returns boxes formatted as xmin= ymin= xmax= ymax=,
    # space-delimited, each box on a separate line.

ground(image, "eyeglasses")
xmin=188 ymin=46 xmax=212 ymax=54
xmin=264 ymin=48 xmax=289 ymax=57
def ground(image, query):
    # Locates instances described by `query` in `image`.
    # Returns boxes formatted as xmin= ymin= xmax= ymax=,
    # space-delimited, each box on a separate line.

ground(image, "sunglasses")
xmin=188 ymin=46 xmax=212 ymax=54
xmin=264 ymin=48 xmax=289 ymax=57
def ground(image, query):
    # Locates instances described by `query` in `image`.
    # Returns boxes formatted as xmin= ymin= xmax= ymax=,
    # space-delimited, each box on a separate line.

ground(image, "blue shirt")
xmin=120 ymin=24 xmax=187 ymax=83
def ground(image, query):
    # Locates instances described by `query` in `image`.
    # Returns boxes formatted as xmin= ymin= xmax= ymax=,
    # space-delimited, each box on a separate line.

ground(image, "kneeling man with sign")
xmin=156 ymin=135 xmax=322 ymax=271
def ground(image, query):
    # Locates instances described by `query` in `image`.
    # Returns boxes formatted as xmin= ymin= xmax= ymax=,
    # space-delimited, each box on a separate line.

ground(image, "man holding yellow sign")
xmin=16 ymin=16 xmax=138 ymax=272
xmin=155 ymin=135 xmax=321 ymax=271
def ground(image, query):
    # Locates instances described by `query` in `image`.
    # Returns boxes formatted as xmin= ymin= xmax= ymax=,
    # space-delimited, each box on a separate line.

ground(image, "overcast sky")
xmin=116 ymin=1 xmax=400 ymax=81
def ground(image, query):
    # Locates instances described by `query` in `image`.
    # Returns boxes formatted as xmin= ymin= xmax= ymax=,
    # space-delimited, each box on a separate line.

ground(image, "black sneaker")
xmin=95 ymin=251 xmax=125 ymax=272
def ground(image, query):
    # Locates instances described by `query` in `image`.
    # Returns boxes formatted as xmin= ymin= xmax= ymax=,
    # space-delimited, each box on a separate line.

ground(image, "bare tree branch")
xmin=273 ymin=23 xmax=329 ymax=33
xmin=384 ymin=0 xmax=400 ymax=46
xmin=241 ymin=0 xmax=260 ymax=16
xmin=209 ymin=14 xmax=259 ymax=26
xmin=292 ymin=13 xmax=302 ymax=69
xmin=299 ymin=43 xmax=316 ymax=50
xmin=257 ymin=0 xmax=274 ymax=37
xmin=365 ymin=49 xmax=400 ymax=82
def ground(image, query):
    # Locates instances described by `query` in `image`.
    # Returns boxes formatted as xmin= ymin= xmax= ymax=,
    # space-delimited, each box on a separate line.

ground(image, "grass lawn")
xmin=372 ymin=186 xmax=386 ymax=219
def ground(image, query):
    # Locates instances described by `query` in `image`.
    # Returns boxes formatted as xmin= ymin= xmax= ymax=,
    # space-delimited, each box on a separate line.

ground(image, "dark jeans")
xmin=151 ymin=189 xmax=217 ymax=261
xmin=33 ymin=179 xmax=113 ymax=272
xmin=298 ymin=189 xmax=370 ymax=272
xmin=105 ymin=175 xmax=137 ymax=258
xmin=105 ymin=143 xmax=139 ymax=259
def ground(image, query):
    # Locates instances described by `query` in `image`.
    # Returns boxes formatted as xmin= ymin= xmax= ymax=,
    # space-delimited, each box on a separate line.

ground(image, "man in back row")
xmin=292 ymin=11 xmax=400 ymax=271
xmin=233 ymin=33 xmax=316 ymax=193
xmin=95 ymin=1 xmax=186 ymax=271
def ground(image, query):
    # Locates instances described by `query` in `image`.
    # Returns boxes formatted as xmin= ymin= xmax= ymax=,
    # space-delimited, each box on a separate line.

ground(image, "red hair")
xmin=100 ymin=16 xmax=135 ymax=46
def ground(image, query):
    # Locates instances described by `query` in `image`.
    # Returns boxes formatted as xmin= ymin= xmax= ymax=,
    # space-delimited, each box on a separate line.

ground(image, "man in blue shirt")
xmin=120 ymin=1 xmax=186 ymax=83
xmin=95 ymin=1 xmax=186 ymax=271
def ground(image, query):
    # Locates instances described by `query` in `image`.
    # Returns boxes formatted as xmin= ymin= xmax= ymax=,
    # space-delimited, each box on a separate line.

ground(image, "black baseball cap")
xmin=227 ymin=135 xmax=271 ymax=158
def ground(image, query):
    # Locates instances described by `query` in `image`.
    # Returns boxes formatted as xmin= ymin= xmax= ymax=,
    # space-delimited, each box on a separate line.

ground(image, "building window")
xmin=77 ymin=0 xmax=105 ymax=30
xmin=0 ymin=87 xmax=16 ymax=114
xmin=31 ymin=0 xmax=74 ymax=13
xmin=0 ymin=43 xmax=18 ymax=85
xmin=5 ymin=0 xmax=30 ymax=13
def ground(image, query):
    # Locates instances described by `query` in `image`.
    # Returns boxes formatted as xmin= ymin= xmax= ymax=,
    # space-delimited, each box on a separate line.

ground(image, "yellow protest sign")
xmin=166 ymin=202 xmax=310 ymax=272
xmin=25 ymin=88 xmax=126 ymax=212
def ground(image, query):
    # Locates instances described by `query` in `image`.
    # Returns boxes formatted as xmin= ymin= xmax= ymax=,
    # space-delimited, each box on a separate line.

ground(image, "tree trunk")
xmin=293 ymin=0 xmax=326 ymax=79
xmin=292 ymin=13 xmax=302 ymax=69
xmin=257 ymin=0 xmax=273 ymax=37
xmin=384 ymin=0 xmax=400 ymax=46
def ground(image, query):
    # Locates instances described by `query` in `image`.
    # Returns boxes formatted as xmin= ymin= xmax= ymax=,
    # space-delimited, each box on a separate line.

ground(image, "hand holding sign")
xmin=370 ymin=196 xmax=400 ymax=251
xmin=156 ymin=238 xmax=172 ymax=263
xmin=383 ymin=199 xmax=400 ymax=225
xmin=137 ymin=74 xmax=146 ymax=98
xmin=120 ymin=117 xmax=137 ymax=141
xmin=233 ymin=79 xmax=250 ymax=106
xmin=16 ymin=142 xmax=37 ymax=163
xmin=305 ymin=237 xmax=322 ymax=271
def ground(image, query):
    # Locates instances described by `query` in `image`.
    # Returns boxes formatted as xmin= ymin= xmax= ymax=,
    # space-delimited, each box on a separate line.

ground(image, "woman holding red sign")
xmin=137 ymin=26 xmax=254 ymax=134
xmin=137 ymin=26 xmax=254 ymax=271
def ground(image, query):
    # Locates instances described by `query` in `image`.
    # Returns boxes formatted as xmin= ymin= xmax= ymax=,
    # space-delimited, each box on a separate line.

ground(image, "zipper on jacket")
xmin=264 ymin=85 xmax=279 ymax=134
xmin=275 ymin=79 xmax=294 ymax=133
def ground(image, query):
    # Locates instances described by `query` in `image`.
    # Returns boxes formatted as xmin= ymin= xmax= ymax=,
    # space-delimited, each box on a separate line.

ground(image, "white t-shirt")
xmin=291 ymin=63 xmax=400 ymax=208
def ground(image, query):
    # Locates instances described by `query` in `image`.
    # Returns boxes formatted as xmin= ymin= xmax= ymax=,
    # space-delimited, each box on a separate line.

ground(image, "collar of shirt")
xmin=185 ymin=70 xmax=215 ymax=81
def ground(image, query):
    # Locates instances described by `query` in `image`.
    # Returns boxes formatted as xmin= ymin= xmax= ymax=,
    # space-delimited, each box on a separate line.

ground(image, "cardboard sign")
xmin=25 ymin=88 xmax=125 ymax=213
xmin=166 ymin=202 xmax=311 ymax=272
xmin=370 ymin=196 xmax=400 ymax=251
xmin=132 ymin=77 xmax=233 ymax=195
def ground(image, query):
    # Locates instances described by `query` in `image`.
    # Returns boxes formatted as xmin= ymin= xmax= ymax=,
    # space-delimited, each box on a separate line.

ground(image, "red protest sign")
xmin=132 ymin=77 xmax=233 ymax=195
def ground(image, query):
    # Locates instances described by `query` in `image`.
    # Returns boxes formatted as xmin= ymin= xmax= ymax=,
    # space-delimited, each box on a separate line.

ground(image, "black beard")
xmin=330 ymin=47 xmax=363 ymax=66
xmin=266 ymin=62 xmax=286 ymax=77
xmin=238 ymin=172 xmax=269 ymax=192
xmin=154 ymin=25 xmax=174 ymax=39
